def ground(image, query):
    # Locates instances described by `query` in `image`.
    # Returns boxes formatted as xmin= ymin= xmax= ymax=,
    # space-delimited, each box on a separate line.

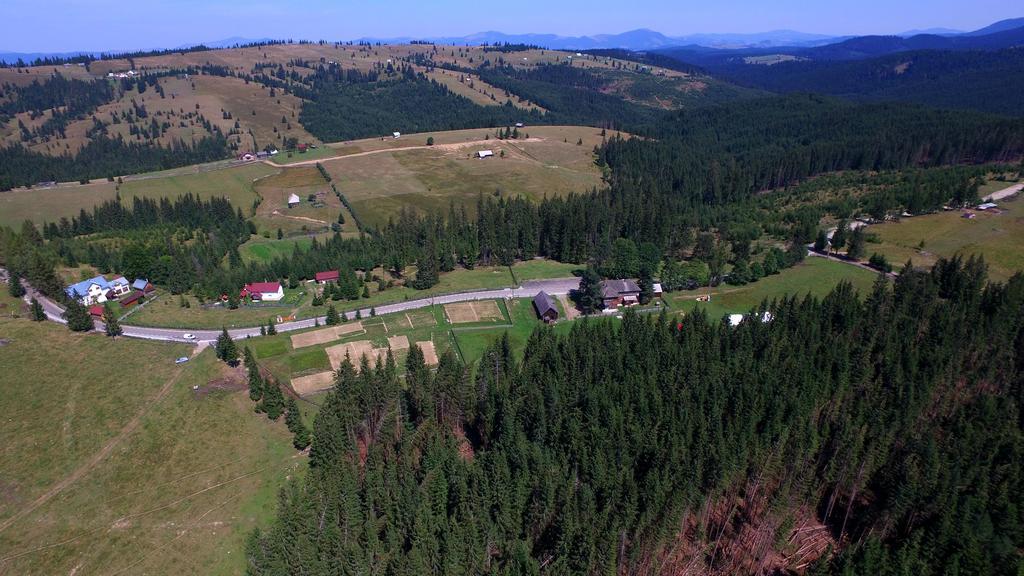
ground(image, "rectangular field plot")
xmin=392 ymin=308 xmax=438 ymax=330
xmin=291 ymin=371 xmax=335 ymax=396
xmin=290 ymin=322 xmax=364 ymax=348
xmin=417 ymin=341 xmax=439 ymax=366
xmin=444 ymin=300 xmax=506 ymax=324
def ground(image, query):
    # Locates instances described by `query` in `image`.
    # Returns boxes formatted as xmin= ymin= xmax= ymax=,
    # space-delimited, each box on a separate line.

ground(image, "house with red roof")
xmin=242 ymin=281 xmax=284 ymax=302
xmin=314 ymin=270 xmax=339 ymax=284
xmin=89 ymin=305 xmax=105 ymax=318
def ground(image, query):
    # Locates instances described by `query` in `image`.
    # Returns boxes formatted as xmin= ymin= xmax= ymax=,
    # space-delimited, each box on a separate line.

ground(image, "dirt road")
xmin=267 ymin=138 xmax=544 ymax=168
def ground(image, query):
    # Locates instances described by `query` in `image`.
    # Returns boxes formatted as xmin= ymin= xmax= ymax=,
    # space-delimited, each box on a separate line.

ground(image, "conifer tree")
xmin=215 ymin=328 xmax=238 ymax=365
xmin=102 ymin=305 xmax=122 ymax=337
xmin=325 ymin=304 xmax=340 ymax=325
xmin=7 ymin=272 xmax=25 ymax=297
xmin=575 ymin=266 xmax=603 ymax=314
xmin=285 ymin=397 xmax=311 ymax=449
xmin=261 ymin=379 xmax=285 ymax=420
xmin=244 ymin=347 xmax=263 ymax=403
xmin=29 ymin=297 xmax=45 ymax=321
xmin=63 ymin=298 xmax=94 ymax=331
xmin=266 ymin=318 xmax=277 ymax=335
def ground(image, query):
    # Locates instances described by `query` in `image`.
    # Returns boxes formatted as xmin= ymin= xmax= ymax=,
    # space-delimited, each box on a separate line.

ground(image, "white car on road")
xmin=182 ymin=333 xmax=197 ymax=340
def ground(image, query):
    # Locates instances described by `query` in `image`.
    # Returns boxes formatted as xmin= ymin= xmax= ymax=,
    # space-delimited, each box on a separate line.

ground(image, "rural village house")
xmin=287 ymin=193 xmax=301 ymax=208
xmin=600 ymin=279 xmax=641 ymax=308
xmin=241 ymin=281 xmax=285 ymax=302
xmin=533 ymin=291 xmax=559 ymax=323
xmin=315 ymin=270 xmax=340 ymax=284
xmin=65 ymin=275 xmax=130 ymax=305
xmin=132 ymin=278 xmax=156 ymax=294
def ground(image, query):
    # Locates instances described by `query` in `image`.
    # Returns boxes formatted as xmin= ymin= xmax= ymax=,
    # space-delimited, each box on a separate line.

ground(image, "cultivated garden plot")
xmin=444 ymin=300 xmax=506 ymax=324
xmin=289 ymin=321 xmax=365 ymax=348
xmin=290 ymin=371 xmax=336 ymax=396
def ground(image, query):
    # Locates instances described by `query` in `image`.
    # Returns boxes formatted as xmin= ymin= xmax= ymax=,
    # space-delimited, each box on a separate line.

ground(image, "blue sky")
xmin=2 ymin=0 xmax=1020 ymax=52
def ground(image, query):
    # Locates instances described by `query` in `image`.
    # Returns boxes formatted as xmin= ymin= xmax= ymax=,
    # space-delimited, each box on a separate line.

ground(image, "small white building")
xmin=242 ymin=282 xmax=284 ymax=302
xmin=977 ymin=202 xmax=998 ymax=211
xmin=287 ymin=193 xmax=301 ymax=208
xmin=392 ymin=132 xmax=401 ymax=139
xmin=477 ymin=150 xmax=494 ymax=159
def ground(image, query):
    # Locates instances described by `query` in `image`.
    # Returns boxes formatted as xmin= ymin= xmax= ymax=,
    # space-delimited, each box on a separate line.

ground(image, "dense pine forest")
xmin=247 ymin=258 xmax=1024 ymax=575
xmin=683 ymin=47 xmax=1024 ymax=117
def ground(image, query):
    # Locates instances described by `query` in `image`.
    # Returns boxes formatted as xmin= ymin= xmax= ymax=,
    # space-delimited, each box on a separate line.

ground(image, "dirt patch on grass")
xmin=417 ymin=341 xmax=439 ymax=366
xmin=290 ymin=321 xmax=364 ymax=348
xmin=290 ymin=371 xmax=335 ymax=396
xmin=193 ymin=376 xmax=247 ymax=398
xmin=558 ymin=294 xmax=580 ymax=321
xmin=444 ymin=300 xmax=504 ymax=324
xmin=325 ymin=339 xmax=381 ymax=370
xmin=387 ymin=334 xmax=410 ymax=350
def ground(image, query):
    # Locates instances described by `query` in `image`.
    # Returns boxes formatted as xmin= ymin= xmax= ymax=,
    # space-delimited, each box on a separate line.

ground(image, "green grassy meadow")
xmin=667 ymin=257 xmax=880 ymax=319
xmin=0 ymin=292 xmax=298 ymax=576
xmin=0 ymin=163 xmax=277 ymax=228
xmin=865 ymin=194 xmax=1024 ymax=281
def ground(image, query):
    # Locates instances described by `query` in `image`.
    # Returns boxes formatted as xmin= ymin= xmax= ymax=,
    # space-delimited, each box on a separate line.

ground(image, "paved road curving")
xmin=15 ymin=272 xmax=579 ymax=345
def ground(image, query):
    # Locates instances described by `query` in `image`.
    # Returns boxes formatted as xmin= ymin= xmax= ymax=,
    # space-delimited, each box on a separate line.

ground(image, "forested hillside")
xmin=248 ymin=257 xmax=1024 ymax=574
xmin=0 ymin=42 xmax=744 ymax=188
xmin=678 ymin=48 xmax=1024 ymax=116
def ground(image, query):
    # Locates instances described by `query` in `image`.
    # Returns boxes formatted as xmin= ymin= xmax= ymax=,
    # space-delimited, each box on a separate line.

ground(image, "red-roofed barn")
xmin=315 ymin=270 xmax=340 ymax=284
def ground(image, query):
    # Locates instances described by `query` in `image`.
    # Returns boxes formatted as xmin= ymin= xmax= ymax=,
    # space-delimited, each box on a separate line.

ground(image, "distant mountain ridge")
xmin=2 ymin=18 xmax=1022 ymax=64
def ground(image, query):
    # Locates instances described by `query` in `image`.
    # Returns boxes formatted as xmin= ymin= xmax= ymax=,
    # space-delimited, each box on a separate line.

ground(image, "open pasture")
xmin=865 ymin=194 xmax=1024 ymax=281
xmin=325 ymin=125 xmax=607 ymax=226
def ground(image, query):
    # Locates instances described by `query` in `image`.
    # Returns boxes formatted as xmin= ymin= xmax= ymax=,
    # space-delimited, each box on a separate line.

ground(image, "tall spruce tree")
xmin=63 ymin=298 xmax=94 ymax=332
xmin=29 ymin=297 xmax=45 ymax=321
xmin=102 ymin=305 xmax=122 ymax=337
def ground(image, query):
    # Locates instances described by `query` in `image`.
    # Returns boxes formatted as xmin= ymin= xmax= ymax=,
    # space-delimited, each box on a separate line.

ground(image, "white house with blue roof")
xmin=65 ymin=275 xmax=131 ymax=305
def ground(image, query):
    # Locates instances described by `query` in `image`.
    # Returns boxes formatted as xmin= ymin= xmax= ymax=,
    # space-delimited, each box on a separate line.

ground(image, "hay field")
xmin=290 ymin=371 xmax=335 ymax=396
xmin=0 ymin=162 xmax=275 ymax=227
xmin=324 ymin=125 xmax=608 ymax=225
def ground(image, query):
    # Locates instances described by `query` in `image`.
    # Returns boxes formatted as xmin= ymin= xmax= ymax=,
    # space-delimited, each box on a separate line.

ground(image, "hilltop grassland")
xmin=0 ymin=162 xmax=275 ymax=228
xmin=323 ymin=125 xmax=609 ymax=225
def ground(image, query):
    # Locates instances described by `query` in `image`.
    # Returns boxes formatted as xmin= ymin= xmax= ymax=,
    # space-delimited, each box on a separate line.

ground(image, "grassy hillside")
xmin=866 ymin=193 xmax=1024 ymax=281
xmin=0 ymin=162 xmax=274 ymax=228
xmin=0 ymin=291 xmax=298 ymax=575
xmin=324 ymin=125 xmax=608 ymax=226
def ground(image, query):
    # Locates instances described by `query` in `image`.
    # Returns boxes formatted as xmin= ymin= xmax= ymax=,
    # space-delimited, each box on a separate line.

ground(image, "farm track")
xmin=269 ymin=137 xmax=544 ymax=168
